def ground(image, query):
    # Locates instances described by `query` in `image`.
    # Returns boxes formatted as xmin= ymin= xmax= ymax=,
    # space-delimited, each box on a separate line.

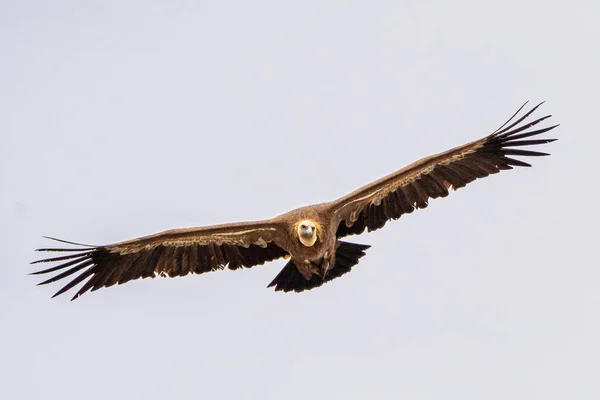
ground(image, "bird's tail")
xmin=267 ymin=241 xmax=370 ymax=293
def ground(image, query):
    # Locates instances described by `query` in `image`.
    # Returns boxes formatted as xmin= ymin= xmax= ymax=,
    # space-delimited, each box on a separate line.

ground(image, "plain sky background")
xmin=1 ymin=1 xmax=599 ymax=399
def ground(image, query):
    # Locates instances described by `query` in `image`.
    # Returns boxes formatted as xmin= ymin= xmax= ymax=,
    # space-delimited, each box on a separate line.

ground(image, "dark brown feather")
xmin=32 ymin=225 xmax=288 ymax=300
xmin=267 ymin=241 xmax=370 ymax=292
xmin=335 ymin=102 xmax=557 ymax=238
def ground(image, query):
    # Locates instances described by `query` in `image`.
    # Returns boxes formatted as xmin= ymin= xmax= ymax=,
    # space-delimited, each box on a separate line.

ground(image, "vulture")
xmin=32 ymin=102 xmax=558 ymax=300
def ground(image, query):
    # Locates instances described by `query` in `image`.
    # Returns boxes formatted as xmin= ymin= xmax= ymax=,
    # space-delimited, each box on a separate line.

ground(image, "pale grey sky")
xmin=1 ymin=1 xmax=599 ymax=399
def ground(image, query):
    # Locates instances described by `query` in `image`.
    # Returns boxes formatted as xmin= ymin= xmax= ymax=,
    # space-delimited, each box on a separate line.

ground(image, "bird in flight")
xmin=32 ymin=102 xmax=558 ymax=300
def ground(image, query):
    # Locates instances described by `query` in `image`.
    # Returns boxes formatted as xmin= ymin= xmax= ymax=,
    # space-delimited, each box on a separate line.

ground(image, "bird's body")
xmin=32 ymin=102 xmax=558 ymax=300
xmin=271 ymin=204 xmax=337 ymax=278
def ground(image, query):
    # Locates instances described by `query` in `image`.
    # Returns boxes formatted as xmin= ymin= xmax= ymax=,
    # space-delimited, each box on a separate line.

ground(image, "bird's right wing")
xmin=31 ymin=220 xmax=289 ymax=300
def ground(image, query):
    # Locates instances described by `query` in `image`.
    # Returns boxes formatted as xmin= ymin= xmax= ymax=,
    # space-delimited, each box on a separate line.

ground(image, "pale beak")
xmin=303 ymin=226 xmax=315 ymax=237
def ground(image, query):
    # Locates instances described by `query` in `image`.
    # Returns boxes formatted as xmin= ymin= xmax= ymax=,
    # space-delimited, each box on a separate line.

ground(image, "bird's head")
xmin=296 ymin=220 xmax=318 ymax=247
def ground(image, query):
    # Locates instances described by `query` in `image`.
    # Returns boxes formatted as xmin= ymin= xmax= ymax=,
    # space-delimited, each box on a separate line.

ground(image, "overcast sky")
xmin=2 ymin=1 xmax=599 ymax=399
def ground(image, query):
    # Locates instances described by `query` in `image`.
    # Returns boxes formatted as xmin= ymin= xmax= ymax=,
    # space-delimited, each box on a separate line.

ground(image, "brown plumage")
xmin=32 ymin=102 xmax=558 ymax=300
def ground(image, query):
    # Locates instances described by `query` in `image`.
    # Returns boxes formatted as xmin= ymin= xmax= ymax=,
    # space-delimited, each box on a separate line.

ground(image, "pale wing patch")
xmin=338 ymin=141 xmax=484 ymax=216
xmin=112 ymin=227 xmax=277 ymax=254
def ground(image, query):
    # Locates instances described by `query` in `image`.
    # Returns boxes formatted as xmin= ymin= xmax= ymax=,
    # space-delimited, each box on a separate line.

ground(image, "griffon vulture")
xmin=32 ymin=102 xmax=558 ymax=300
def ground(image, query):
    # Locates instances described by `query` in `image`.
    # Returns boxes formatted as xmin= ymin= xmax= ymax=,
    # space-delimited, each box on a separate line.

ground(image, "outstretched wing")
xmin=32 ymin=221 xmax=288 ymax=300
xmin=332 ymin=102 xmax=558 ymax=237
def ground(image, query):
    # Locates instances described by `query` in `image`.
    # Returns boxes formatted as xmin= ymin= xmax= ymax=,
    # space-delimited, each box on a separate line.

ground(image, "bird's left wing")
xmin=32 ymin=220 xmax=288 ymax=300
xmin=331 ymin=102 xmax=558 ymax=238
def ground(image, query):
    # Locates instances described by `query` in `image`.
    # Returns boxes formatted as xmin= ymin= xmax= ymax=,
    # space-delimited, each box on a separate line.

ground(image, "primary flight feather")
xmin=32 ymin=102 xmax=558 ymax=300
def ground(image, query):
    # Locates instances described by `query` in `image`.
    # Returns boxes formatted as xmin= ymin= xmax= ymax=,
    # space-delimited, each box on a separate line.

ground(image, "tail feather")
xmin=267 ymin=241 xmax=370 ymax=293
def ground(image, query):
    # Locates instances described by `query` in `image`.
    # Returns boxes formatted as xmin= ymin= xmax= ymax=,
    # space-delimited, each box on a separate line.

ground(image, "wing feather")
xmin=32 ymin=221 xmax=288 ymax=300
xmin=333 ymin=102 xmax=558 ymax=237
